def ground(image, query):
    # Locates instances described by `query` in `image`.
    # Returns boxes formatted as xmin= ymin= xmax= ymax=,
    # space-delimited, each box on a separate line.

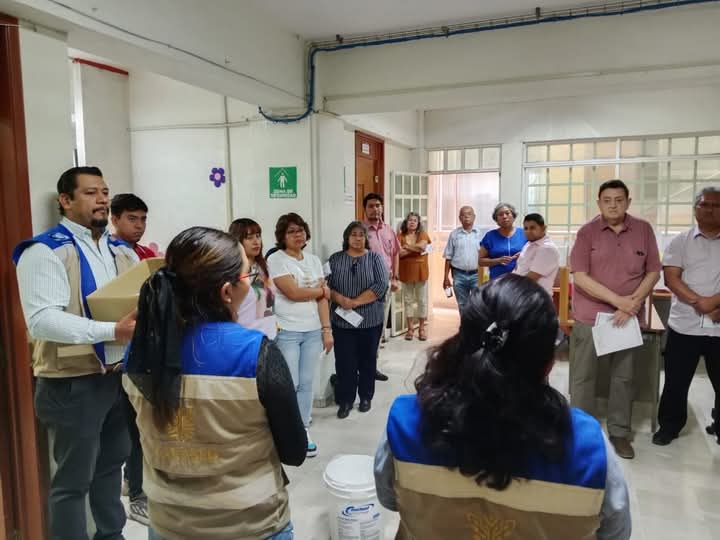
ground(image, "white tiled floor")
xmin=124 ymin=309 xmax=720 ymax=540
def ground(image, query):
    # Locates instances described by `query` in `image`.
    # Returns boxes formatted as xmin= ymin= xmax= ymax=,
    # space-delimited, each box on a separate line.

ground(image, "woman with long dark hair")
xmin=229 ymin=218 xmax=277 ymax=338
xmin=124 ymin=226 xmax=306 ymax=540
xmin=375 ymin=274 xmax=630 ymax=539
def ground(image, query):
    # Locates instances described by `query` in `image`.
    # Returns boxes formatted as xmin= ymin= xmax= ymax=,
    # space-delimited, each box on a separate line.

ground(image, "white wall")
xmin=19 ymin=27 xmax=74 ymax=234
xmin=75 ymin=62 xmax=132 ymax=194
xmin=425 ymin=85 xmax=720 ymax=209
xmin=3 ymin=0 xmax=305 ymax=109
xmin=318 ymin=5 xmax=720 ymax=114
xmin=341 ymin=111 xmax=419 ymax=148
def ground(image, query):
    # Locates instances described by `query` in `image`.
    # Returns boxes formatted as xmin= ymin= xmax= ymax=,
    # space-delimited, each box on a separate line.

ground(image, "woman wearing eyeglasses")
xmin=124 ymin=226 xmax=306 ymax=540
xmin=327 ymin=221 xmax=389 ymax=419
xmin=229 ymin=218 xmax=277 ymax=339
xmin=267 ymin=213 xmax=333 ymax=458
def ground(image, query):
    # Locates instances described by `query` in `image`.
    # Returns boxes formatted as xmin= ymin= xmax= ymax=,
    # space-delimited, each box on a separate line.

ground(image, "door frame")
xmin=354 ymin=131 xmax=385 ymax=220
xmin=0 ymin=13 xmax=47 ymax=540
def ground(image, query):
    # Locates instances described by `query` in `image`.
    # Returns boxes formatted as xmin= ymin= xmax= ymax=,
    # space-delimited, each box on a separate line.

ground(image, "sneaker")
xmin=128 ymin=495 xmax=150 ymax=526
xmin=306 ymin=429 xmax=318 ymax=458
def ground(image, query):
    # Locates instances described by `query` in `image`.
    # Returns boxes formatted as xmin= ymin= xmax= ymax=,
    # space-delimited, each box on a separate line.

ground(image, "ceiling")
xmin=249 ymin=0 xmax=610 ymax=40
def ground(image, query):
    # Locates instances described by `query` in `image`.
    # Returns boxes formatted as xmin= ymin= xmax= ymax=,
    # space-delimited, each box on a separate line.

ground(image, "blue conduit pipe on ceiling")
xmin=258 ymin=0 xmax=720 ymax=123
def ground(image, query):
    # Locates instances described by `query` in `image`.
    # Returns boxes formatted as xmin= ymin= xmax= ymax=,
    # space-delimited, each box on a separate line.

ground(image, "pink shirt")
xmin=570 ymin=214 xmax=661 ymax=325
xmin=513 ymin=235 xmax=560 ymax=296
xmin=364 ymin=219 xmax=400 ymax=276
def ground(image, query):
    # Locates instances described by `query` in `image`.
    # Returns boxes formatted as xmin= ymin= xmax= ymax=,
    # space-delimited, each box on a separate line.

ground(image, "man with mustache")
xmin=13 ymin=166 xmax=138 ymax=540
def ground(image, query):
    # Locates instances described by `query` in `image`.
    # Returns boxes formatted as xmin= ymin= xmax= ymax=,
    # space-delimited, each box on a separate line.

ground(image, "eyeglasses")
xmin=239 ymin=271 xmax=260 ymax=281
xmin=696 ymin=202 xmax=720 ymax=210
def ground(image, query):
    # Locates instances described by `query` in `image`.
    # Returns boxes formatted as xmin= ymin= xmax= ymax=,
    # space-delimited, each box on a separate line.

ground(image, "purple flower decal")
xmin=209 ymin=167 xmax=225 ymax=188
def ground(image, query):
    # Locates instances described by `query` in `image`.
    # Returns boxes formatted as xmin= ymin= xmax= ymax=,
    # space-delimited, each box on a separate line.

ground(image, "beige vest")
xmin=393 ymin=460 xmax=604 ymax=540
xmin=32 ymin=242 xmax=137 ymax=378
xmin=124 ymin=373 xmax=290 ymax=540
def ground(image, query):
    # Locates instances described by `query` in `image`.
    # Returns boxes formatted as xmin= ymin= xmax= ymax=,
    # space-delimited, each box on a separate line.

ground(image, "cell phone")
xmin=445 ymin=287 xmax=454 ymax=298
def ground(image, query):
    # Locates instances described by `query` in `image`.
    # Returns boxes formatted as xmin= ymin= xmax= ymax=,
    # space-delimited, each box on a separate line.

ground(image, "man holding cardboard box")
xmin=13 ymin=166 xmax=138 ymax=540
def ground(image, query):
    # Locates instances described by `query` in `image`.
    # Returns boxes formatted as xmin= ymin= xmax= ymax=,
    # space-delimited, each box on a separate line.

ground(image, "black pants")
xmin=333 ymin=325 xmax=383 ymax=406
xmin=35 ymin=374 xmax=130 ymax=540
xmin=657 ymin=329 xmax=720 ymax=435
xmin=121 ymin=387 xmax=144 ymax=499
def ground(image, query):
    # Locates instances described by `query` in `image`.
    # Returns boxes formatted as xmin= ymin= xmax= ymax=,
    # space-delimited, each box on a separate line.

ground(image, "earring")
xmin=226 ymin=298 xmax=232 ymax=304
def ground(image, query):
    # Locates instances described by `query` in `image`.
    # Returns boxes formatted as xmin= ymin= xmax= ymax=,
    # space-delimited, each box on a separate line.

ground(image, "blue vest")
xmin=180 ymin=322 xmax=265 ymax=378
xmin=387 ymin=394 xmax=606 ymax=490
xmin=13 ymin=224 xmax=132 ymax=364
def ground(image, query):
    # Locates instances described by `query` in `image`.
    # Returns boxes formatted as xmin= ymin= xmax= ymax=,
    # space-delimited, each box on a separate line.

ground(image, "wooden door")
xmin=354 ymin=132 xmax=384 ymax=220
xmin=0 ymin=13 xmax=47 ymax=540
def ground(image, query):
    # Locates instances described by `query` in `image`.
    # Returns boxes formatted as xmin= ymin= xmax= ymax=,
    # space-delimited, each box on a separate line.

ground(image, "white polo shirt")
xmin=663 ymin=226 xmax=720 ymax=337
xmin=513 ymin=235 xmax=560 ymax=296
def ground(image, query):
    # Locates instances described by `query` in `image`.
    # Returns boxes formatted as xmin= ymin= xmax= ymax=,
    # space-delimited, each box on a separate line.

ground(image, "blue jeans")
xmin=451 ymin=269 xmax=478 ymax=311
xmin=276 ymin=329 xmax=323 ymax=427
xmin=149 ymin=522 xmax=294 ymax=539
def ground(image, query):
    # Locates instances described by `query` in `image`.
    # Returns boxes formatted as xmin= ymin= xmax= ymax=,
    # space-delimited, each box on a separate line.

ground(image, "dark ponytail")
xmin=415 ymin=274 xmax=569 ymax=490
xmin=125 ymin=226 xmax=244 ymax=430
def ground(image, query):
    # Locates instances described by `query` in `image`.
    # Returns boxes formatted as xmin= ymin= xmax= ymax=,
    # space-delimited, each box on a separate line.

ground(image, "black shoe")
xmin=358 ymin=399 xmax=371 ymax=413
xmin=374 ymin=370 xmax=388 ymax=382
xmin=652 ymin=430 xmax=678 ymax=446
xmin=337 ymin=404 xmax=352 ymax=419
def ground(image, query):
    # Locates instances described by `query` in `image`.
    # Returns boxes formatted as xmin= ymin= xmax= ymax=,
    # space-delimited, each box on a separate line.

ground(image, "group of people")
xmin=11 ymin=164 xmax=719 ymax=540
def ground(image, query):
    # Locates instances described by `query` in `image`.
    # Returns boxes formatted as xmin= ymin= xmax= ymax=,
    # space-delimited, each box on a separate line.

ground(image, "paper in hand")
xmin=591 ymin=312 xmax=643 ymax=356
xmin=335 ymin=307 xmax=363 ymax=328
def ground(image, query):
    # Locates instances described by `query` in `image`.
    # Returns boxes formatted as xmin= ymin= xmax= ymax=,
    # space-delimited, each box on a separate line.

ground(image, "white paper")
xmin=701 ymin=314 xmax=720 ymax=329
xmin=423 ymin=244 xmax=433 ymax=255
xmin=335 ymin=307 xmax=363 ymax=328
xmin=591 ymin=312 xmax=643 ymax=356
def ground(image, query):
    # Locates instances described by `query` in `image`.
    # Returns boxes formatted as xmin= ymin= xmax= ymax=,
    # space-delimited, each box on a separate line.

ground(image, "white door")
xmin=389 ymin=171 xmax=429 ymax=336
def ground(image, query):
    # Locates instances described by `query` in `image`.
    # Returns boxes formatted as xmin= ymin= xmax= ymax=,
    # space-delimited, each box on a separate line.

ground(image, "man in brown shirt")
xmin=569 ymin=179 xmax=661 ymax=459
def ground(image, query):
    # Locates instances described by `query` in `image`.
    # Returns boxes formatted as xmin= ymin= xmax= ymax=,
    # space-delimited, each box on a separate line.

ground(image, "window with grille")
xmin=428 ymin=146 xmax=501 ymax=232
xmin=523 ymin=134 xmax=720 ymax=262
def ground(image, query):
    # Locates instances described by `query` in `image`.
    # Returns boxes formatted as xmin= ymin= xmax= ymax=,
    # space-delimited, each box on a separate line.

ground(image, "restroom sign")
xmin=269 ymin=167 xmax=297 ymax=199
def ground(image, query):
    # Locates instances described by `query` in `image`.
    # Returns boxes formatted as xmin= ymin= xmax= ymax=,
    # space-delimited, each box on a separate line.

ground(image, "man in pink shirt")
xmin=569 ymin=180 xmax=661 ymax=460
xmin=363 ymin=192 xmax=400 ymax=382
xmin=513 ymin=213 xmax=559 ymax=296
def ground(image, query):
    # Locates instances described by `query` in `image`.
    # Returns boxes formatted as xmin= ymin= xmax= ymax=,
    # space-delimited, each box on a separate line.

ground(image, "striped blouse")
xmin=327 ymin=250 xmax=389 ymax=329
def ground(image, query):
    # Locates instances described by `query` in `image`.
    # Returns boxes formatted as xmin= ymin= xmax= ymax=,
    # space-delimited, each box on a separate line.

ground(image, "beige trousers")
xmin=402 ymin=281 xmax=428 ymax=318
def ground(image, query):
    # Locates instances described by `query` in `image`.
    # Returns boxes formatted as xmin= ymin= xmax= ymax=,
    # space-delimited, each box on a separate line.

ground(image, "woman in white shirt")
xmin=267 ymin=213 xmax=333 ymax=458
xmin=229 ymin=218 xmax=277 ymax=339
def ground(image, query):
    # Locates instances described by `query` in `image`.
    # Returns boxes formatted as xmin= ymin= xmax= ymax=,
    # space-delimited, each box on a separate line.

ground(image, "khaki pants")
xmin=570 ymin=321 xmax=635 ymax=438
xmin=402 ymin=281 xmax=428 ymax=319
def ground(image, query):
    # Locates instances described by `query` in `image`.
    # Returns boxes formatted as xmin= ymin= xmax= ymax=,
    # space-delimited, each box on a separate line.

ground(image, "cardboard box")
xmin=87 ymin=258 xmax=165 ymax=322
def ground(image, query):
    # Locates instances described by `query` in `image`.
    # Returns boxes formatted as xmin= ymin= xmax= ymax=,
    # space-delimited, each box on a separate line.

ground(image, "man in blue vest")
xmin=13 ymin=166 xmax=138 ymax=540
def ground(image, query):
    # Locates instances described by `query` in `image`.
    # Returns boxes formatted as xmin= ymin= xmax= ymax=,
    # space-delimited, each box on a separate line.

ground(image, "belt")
xmin=451 ymin=267 xmax=478 ymax=275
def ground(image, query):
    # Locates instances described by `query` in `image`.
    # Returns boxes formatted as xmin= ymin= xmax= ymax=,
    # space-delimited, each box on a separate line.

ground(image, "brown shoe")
xmin=609 ymin=436 xmax=635 ymax=459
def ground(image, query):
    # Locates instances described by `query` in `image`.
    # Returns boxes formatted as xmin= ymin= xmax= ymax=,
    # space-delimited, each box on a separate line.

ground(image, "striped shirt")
xmin=15 ymin=217 xmax=139 ymax=366
xmin=327 ymin=250 xmax=389 ymax=329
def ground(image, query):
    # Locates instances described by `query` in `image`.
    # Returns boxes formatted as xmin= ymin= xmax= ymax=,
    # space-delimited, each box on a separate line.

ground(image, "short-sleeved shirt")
xmin=443 ymin=226 xmax=482 ymax=272
xmin=513 ymin=235 xmax=560 ymax=296
xmin=570 ymin=214 xmax=661 ymax=325
xmin=236 ymin=264 xmax=277 ymax=339
xmin=327 ymin=250 xmax=389 ymax=329
xmin=364 ymin=220 xmax=400 ymax=277
xmin=398 ymin=231 xmax=431 ymax=283
xmin=267 ymin=250 xmax=324 ymax=332
xmin=480 ymin=228 xmax=527 ymax=279
xmin=663 ymin=226 xmax=720 ymax=337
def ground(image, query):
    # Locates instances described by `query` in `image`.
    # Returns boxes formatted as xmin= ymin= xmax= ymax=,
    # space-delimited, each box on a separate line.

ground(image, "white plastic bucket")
xmin=323 ymin=454 xmax=383 ymax=540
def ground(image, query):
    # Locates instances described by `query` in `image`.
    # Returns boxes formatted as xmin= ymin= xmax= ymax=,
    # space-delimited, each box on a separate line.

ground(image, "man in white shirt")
xmin=653 ymin=187 xmax=720 ymax=446
xmin=13 ymin=167 xmax=138 ymax=540
xmin=513 ymin=213 xmax=560 ymax=296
